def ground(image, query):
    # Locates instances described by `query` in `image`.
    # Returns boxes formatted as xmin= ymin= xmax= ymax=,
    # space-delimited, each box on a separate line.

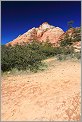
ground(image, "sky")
xmin=1 ymin=1 xmax=81 ymax=44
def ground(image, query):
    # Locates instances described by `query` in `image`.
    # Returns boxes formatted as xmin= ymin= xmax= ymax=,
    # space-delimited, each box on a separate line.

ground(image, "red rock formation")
xmin=6 ymin=22 xmax=64 ymax=46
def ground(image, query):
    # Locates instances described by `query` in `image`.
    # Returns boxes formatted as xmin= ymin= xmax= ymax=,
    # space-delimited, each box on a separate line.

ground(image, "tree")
xmin=60 ymin=34 xmax=73 ymax=47
xmin=67 ymin=20 xmax=74 ymax=29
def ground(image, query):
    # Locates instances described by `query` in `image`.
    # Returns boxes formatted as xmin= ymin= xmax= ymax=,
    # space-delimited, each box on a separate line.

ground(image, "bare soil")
xmin=1 ymin=59 xmax=81 ymax=121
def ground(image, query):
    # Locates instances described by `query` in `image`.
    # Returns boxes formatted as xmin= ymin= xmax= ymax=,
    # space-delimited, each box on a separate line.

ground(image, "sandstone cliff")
xmin=6 ymin=22 xmax=64 ymax=46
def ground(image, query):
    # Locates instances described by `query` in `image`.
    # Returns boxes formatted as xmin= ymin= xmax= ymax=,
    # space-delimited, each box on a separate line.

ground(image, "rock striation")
xmin=6 ymin=22 xmax=64 ymax=46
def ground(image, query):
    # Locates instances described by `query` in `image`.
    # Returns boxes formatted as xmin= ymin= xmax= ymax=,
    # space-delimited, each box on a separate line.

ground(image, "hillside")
xmin=2 ymin=24 xmax=81 ymax=72
xmin=6 ymin=23 xmax=81 ymax=53
xmin=6 ymin=22 xmax=64 ymax=46
xmin=1 ymin=22 xmax=81 ymax=121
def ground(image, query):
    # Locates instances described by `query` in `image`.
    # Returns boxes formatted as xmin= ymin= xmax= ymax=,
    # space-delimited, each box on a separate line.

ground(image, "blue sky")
xmin=1 ymin=1 xmax=81 ymax=44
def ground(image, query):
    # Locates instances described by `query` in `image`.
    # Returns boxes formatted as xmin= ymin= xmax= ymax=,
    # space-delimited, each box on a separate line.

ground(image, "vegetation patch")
xmin=1 ymin=28 xmax=81 ymax=73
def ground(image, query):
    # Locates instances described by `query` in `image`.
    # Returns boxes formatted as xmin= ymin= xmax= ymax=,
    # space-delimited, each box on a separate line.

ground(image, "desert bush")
xmin=60 ymin=27 xmax=81 ymax=46
xmin=60 ymin=39 xmax=73 ymax=46
xmin=60 ymin=34 xmax=73 ymax=47
xmin=56 ymin=54 xmax=67 ymax=61
xmin=1 ymin=40 xmax=56 ymax=72
xmin=74 ymin=52 xmax=81 ymax=60
xmin=56 ymin=46 xmax=75 ymax=61
xmin=1 ymin=45 xmax=15 ymax=71
xmin=72 ymin=28 xmax=81 ymax=42
xmin=1 ymin=37 xmax=80 ymax=72
xmin=1 ymin=44 xmax=42 ymax=72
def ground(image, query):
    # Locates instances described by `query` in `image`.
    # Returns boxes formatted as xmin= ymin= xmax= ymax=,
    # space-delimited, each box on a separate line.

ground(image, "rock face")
xmin=6 ymin=22 xmax=64 ymax=46
xmin=39 ymin=27 xmax=64 ymax=44
xmin=59 ymin=27 xmax=81 ymax=51
xmin=59 ymin=27 xmax=81 ymax=40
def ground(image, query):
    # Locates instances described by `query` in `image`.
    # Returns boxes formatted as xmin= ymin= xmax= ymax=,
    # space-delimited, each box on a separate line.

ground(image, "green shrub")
xmin=1 ymin=45 xmax=14 ymax=71
xmin=60 ymin=27 xmax=81 ymax=46
xmin=1 ymin=44 xmax=42 ymax=71
xmin=1 ymin=40 xmax=56 ymax=72
xmin=1 ymin=37 xmax=80 ymax=72
xmin=60 ymin=33 xmax=74 ymax=47
xmin=72 ymin=28 xmax=81 ymax=42
xmin=74 ymin=52 xmax=81 ymax=60
xmin=56 ymin=54 xmax=66 ymax=61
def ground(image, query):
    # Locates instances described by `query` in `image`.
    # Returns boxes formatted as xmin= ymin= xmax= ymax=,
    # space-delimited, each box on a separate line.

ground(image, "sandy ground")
xmin=1 ymin=59 xmax=81 ymax=121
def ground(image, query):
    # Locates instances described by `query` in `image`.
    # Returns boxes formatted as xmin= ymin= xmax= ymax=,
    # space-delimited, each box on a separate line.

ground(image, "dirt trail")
xmin=1 ymin=59 xmax=81 ymax=121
